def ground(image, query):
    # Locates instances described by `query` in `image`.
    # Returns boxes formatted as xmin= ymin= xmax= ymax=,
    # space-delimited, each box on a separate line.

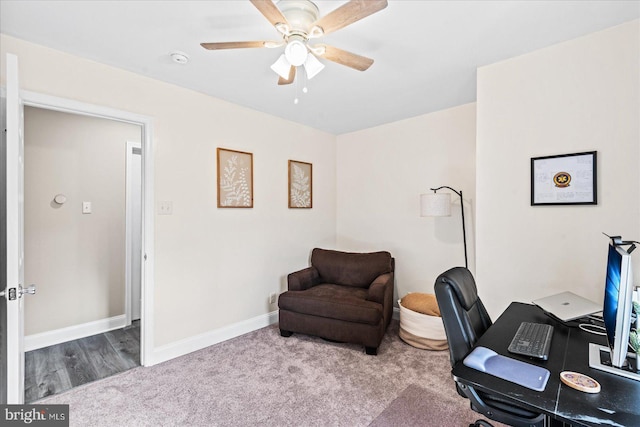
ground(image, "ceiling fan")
xmin=201 ymin=0 xmax=388 ymax=85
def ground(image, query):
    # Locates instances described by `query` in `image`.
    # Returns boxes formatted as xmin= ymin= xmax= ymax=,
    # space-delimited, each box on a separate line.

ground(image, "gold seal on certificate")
xmin=553 ymin=172 xmax=571 ymax=188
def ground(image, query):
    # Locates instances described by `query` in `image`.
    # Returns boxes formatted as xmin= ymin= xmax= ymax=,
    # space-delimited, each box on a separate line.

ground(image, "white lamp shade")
xmin=270 ymin=54 xmax=292 ymax=79
xmin=420 ymin=193 xmax=451 ymax=217
xmin=284 ymin=39 xmax=308 ymax=66
xmin=303 ymin=53 xmax=324 ymax=80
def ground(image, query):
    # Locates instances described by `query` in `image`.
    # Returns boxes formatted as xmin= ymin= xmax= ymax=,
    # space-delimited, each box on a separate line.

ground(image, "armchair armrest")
xmin=367 ymin=273 xmax=393 ymax=305
xmin=287 ymin=266 xmax=320 ymax=291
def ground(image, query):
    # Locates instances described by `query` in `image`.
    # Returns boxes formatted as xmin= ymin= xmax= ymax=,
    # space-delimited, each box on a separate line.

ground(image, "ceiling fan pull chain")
xmin=294 ymin=68 xmax=300 ymax=105
xmin=302 ymin=68 xmax=308 ymax=94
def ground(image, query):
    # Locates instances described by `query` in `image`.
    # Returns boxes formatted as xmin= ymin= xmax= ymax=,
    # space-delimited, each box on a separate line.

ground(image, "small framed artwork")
xmin=531 ymin=151 xmax=597 ymax=206
xmin=217 ymin=147 xmax=253 ymax=208
xmin=288 ymin=160 xmax=312 ymax=208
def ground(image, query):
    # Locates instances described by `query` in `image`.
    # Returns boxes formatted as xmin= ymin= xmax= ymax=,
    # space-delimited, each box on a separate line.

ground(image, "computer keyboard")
xmin=508 ymin=322 xmax=554 ymax=360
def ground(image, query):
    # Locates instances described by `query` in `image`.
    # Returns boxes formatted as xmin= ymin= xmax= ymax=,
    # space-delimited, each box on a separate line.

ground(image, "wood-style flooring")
xmin=25 ymin=321 xmax=140 ymax=403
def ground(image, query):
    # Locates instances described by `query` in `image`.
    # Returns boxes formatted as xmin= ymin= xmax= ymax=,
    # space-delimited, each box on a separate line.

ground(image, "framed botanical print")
xmin=288 ymin=160 xmax=312 ymax=208
xmin=217 ymin=148 xmax=253 ymax=208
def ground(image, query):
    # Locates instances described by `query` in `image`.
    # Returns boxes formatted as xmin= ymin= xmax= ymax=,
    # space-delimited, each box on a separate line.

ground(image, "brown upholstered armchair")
xmin=278 ymin=248 xmax=395 ymax=355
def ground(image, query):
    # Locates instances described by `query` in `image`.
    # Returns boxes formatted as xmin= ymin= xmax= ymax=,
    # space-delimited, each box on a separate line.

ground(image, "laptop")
xmin=533 ymin=291 xmax=602 ymax=322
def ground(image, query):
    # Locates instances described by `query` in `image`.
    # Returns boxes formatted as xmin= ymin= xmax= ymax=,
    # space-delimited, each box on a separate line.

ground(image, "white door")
xmin=3 ymin=53 xmax=28 ymax=404
xmin=126 ymin=141 xmax=142 ymax=322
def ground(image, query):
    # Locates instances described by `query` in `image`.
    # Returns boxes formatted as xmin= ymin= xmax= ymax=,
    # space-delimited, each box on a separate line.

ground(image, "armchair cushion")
xmin=311 ymin=248 xmax=394 ymax=288
xmin=278 ymin=284 xmax=382 ymax=325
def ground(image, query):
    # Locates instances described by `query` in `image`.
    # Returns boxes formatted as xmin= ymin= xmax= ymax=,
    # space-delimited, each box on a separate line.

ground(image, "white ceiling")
xmin=1 ymin=0 xmax=638 ymax=135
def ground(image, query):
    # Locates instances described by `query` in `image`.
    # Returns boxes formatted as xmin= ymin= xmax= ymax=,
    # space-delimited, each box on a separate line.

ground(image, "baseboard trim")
xmin=149 ymin=310 xmax=279 ymax=366
xmin=26 ymin=308 xmax=395 ymax=360
xmin=24 ymin=314 xmax=127 ymax=351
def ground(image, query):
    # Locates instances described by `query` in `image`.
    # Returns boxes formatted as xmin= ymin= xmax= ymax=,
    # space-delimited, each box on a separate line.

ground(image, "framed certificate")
xmin=531 ymin=151 xmax=597 ymax=206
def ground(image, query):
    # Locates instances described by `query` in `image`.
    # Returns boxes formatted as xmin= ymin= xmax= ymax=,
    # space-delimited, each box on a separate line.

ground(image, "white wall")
xmin=23 ymin=107 xmax=141 ymax=335
xmin=1 ymin=35 xmax=337 ymax=349
xmin=4 ymin=17 xmax=638 ymax=358
xmin=476 ymin=20 xmax=640 ymax=319
xmin=336 ymin=104 xmax=476 ymax=301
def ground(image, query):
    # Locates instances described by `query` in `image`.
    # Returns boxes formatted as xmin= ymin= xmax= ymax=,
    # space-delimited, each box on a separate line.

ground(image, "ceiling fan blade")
xmin=278 ymin=66 xmax=296 ymax=85
xmin=250 ymin=0 xmax=289 ymax=28
xmin=316 ymin=45 xmax=374 ymax=71
xmin=201 ymin=41 xmax=269 ymax=50
xmin=311 ymin=0 xmax=388 ymax=36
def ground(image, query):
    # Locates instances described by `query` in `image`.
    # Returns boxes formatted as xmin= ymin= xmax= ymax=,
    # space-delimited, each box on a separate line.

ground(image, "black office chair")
xmin=434 ymin=267 xmax=547 ymax=427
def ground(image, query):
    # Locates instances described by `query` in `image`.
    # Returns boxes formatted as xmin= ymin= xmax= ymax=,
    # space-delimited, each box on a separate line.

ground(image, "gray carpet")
xmin=369 ymin=383 xmax=504 ymax=427
xmin=37 ymin=320 xmax=494 ymax=426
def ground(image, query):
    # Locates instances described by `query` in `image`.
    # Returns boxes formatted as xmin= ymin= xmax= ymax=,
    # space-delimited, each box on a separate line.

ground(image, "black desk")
xmin=452 ymin=302 xmax=640 ymax=427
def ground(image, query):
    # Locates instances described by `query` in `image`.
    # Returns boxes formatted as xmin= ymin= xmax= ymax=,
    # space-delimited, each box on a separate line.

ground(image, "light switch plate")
xmin=82 ymin=201 xmax=92 ymax=214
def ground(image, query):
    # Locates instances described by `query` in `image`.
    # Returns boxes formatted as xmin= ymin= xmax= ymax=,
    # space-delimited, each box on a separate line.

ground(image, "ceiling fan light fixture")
xmin=201 ymin=0 xmax=387 ymax=86
xmin=303 ymin=53 xmax=324 ymax=80
xmin=278 ymin=0 xmax=320 ymax=34
xmin=271 ymin=53 xmax=292 ymax=79
xmin=284 ymin=38 xmax=308 ymax=66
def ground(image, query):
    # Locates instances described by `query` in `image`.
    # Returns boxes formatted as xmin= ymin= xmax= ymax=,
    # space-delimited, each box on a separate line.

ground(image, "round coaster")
xmin=560 ymin=371 xmax=601 ymax=393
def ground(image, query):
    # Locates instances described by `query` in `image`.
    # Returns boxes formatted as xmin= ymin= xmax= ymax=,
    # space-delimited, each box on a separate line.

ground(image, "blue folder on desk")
xmin=464 ymin=346 xmax=550 ymax=392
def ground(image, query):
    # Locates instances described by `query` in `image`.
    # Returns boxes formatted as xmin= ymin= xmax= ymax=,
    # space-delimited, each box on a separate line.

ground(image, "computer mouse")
xmin=463 ymin=346 xmax=498 ymax=372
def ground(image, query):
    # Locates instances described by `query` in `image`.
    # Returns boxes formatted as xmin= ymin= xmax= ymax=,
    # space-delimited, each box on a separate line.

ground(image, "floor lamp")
xmin=420 ymin=186 xmax=468 ymax=269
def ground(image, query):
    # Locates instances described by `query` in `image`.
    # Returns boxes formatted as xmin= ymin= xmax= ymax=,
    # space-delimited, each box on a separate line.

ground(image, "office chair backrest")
xmin=434 ymin=267 xmax=493 ymax=367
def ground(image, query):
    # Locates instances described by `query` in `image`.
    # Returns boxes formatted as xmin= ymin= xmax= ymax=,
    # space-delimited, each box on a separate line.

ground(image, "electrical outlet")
xmin=158 ymin=201 xmax=173 ymax=215
xmin=269 ymin=292 xmax=277 ymax=304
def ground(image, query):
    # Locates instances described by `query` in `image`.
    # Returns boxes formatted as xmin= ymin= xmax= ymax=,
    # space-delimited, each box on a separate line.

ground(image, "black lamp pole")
xmin=430 ymin=186 xmax=468 ymax=269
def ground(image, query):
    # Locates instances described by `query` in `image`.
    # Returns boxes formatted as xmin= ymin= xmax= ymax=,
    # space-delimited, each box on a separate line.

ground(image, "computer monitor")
xmin=602 ymin=242 xmax=634 ymax=368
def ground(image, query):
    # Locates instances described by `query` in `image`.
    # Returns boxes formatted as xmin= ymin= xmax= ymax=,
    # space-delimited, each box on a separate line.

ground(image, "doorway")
xmin=22 ymin=106 xmax=142 ymax=401
xmin=2 ymin=75 xmax=155 ymax=402
xmin=2 ymin=87 xmax=156 ymax=403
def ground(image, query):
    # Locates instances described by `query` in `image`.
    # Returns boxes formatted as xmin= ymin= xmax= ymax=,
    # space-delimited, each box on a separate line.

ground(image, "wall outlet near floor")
xmin=158 ymin=201 xmax=173 ymax=215
xmin=269 ymin=292 xmax=277 ymax=304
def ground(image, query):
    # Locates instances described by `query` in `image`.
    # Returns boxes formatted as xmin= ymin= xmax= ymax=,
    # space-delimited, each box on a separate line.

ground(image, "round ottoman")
xmin=398 ymin=293 xmax=448 ymax=351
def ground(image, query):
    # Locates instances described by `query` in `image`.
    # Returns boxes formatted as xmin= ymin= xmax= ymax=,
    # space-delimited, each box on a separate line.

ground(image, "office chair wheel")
xmin=470 ymin=420 xmax=494 ymax=427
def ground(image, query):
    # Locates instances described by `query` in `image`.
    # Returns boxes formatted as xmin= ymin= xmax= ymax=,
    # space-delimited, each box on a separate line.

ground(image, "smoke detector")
xmin=170 ymin=51 xmax=189 ymax=64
